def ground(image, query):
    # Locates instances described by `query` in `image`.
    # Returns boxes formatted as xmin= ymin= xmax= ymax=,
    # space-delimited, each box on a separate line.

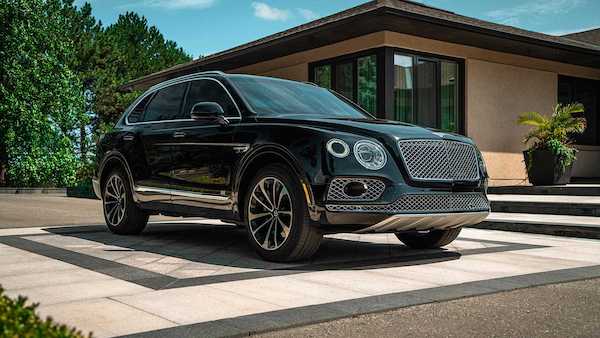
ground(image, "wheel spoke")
xmin=251 ymin=215 xmax=273 ymax=235
xmin=277 ymin=186 xmax=289 ymax=209
xmin=258 ymin=180 xmax=274 ymax=210
xmin=277 ymin=218 xmax=290 ymax=237
xmin=262 ymin=218 xmax=274 ymax=248
xmin=252 ymin=192 xmax=272 ymax=212
xmin=248 ymin=211 xmax=270 ymax=222
xmin=272 ymin=218 xmax=279 ymax=248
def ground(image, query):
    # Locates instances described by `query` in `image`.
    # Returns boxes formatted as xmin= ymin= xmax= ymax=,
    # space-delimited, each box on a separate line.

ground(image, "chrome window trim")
xmin=125 ymin=76 xmax=242 ymax=125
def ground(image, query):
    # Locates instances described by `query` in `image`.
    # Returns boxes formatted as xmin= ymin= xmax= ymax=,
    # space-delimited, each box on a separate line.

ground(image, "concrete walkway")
xmin=1 ymin=221 xmax=600 ymax=337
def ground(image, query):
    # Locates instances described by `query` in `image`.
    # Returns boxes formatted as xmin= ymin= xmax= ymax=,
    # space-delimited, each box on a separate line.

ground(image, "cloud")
xmin=125 ymin=0 xmax=216 ymax=10
xmin=487 ymin=0 xmax=586 ymax=25
xmin=252 ymin=2 xmax=290 ymax=21
xmin=297 ymin=8 xmax=319 ymax=21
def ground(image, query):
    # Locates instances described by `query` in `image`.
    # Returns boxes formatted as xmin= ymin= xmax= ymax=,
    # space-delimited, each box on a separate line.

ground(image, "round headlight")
xmin=326 ymin=139 xmax=350 ymax=158
xmin=353 ymin=140 xmax=387 ymax=170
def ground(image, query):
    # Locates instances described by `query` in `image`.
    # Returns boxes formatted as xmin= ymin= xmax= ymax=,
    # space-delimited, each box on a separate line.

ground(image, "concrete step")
xmin=488 ymin=184 xmax=600 ymax=196
xmin=488 ymin=194 xmax=600 ymax=217
xmin=470 ymin=212 xmax=600 ymax=239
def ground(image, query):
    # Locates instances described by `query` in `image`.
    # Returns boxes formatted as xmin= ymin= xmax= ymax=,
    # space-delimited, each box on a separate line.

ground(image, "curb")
xmin=469 ymin=221 xmax=600 ymax=240
xmin=0 ymin=188 xmax=67 ymax=196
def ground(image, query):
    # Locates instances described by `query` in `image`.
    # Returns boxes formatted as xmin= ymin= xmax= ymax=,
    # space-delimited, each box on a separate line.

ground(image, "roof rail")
xmin=147 ymin=71 xmax=227 ymax=91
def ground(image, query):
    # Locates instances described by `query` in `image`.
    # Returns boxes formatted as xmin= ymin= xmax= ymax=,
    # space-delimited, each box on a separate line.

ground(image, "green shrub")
xmin=518 ymin=103 xmax=586 ymax=170
xmin=0 ymin=287 xmax=91 ymax=338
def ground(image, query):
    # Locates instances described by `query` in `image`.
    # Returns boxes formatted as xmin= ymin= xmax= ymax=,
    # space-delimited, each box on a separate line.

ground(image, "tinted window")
xmin=142 ymin=82 xmax=188 ymax=122
xmin=182 ymin=79 xmax=238 ymax=118
xmin=128 ymin=93 xmax=154 ymax=123
xmin=229 ymin=75 xmax=371 ymax=119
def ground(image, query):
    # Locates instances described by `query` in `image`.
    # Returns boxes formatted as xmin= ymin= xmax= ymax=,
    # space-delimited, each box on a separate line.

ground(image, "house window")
xmin=310 ymin=52 xmax=379 ymax=114
xmin=314 ymin=65 xmax=331 ymax=89
xmin=357 ymin=55 xmax=377 ymax=114
xmin=393 ymin=52 xmax=460 ymax=133
xmin=559 ymin=75 xmax=600 ymax=145
xmin=336 ymin=62 xmax=354 ymax=100
xmin=393 ymin=54 xmax=414 ymax=123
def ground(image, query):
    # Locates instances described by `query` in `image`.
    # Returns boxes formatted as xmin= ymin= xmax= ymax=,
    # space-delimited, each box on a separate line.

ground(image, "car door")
xmin=133 ymin=82 xmax=189 ymax=204
xmin=168 ymin=78 xmax=243 ymax=212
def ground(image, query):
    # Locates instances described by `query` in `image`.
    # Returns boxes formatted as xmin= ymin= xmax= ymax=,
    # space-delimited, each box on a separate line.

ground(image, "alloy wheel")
xmin=104 ymin=175 xmax=126 ymax=226
xmin=248 ymin=176 xmax=293 ymax=251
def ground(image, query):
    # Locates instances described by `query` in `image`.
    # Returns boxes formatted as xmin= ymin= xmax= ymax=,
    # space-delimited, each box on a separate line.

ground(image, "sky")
xmin=77 ymin=0 xmax=600 ymax=59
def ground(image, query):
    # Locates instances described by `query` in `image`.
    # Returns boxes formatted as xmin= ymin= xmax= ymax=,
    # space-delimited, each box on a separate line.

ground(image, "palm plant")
xmin=518 ymin=103 xmax=586 ymax=170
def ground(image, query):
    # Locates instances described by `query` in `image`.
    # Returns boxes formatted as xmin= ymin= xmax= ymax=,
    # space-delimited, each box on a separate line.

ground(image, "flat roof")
xmin=123 ymin=0 xmax=600 ymax=90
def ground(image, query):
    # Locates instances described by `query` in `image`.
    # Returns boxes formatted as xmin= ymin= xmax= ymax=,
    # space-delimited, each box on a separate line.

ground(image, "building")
xmin=123 ymin=0 xmax=600 ymax=186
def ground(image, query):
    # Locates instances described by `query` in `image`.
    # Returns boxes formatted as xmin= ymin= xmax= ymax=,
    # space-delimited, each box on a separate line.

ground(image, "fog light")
xmin=344 ymin=182 xmax=368 ymax=197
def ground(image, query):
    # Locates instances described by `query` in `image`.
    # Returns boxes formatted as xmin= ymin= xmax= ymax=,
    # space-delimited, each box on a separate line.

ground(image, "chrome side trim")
xmin=134 ymin=185 xmax=230 ymax=202
xmin=154 ymin=142 xmax=250 ymax=147
xmin=355 ymin=211 xmax=489 ymax=233
xmin=125 ymin=77 xmax=242 ymax=125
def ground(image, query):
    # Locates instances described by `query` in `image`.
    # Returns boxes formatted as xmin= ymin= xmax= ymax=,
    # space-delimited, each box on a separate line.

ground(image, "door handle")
xmin=173 ymin=131 xmax=186 ymax=138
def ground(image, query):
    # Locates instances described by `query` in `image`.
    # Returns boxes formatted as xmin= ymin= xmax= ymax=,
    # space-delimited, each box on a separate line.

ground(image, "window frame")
xmin=124 ymin=77 xmax=242 ymax=125
xmin=309 ymin=47 xmax=386 ymax=115
xmin=386 ymin=48 xmax=464 ymax=134
xmin=309 ymin=47 xmax=465 ymax=135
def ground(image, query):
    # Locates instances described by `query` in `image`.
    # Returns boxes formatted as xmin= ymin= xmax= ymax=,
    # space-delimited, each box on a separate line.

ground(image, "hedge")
xmin=0 ymin=287 xmax=91 ymax=338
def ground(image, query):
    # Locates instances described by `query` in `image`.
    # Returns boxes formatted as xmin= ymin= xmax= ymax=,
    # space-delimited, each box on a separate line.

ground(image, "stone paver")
xmin=1 ymin=221 xmax=600 ymax=337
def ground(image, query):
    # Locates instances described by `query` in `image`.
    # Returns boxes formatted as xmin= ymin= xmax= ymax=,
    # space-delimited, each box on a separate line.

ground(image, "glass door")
xmin=415 ymin=58 xmax=438 ymax=128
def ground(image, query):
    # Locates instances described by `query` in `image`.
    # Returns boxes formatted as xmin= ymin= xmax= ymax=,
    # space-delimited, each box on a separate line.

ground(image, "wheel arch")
xmin=234 ymin=145 xmax=317 ymax=221
xmin=97 ymin=151 xmax=137 ymax=201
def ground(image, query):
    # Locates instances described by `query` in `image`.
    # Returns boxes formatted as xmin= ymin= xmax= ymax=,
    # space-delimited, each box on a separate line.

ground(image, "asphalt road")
xmin=257 ymin=278 xmax=600 ymax=338
xmin=0 ymin=194 xmax=174 ymax=228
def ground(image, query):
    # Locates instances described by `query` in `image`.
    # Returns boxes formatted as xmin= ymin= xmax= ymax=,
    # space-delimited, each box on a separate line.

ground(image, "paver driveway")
xmin=1 ymin=220 xmax=600 ymax=337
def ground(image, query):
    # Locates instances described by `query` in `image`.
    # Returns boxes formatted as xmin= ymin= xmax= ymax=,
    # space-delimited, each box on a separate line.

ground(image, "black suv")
xmin=94 ymin=71 xmax=490 ymax=261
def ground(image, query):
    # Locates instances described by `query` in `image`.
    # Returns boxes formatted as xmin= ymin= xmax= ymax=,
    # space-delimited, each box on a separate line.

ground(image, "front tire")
xmin=245 ymin=164 xmax=322 ymax=262
xmin=102 ymin=169 xmax=148 ymax=235
xmin=395 ymin=228 xmax=462 ymax=249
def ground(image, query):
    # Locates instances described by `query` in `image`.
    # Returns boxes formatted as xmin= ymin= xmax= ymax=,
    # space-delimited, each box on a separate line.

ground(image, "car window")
xmin=182 ymin=79 xmax=238 ymax=118
xmin=142 ymin=82 xmax=188 ymax=122
xmin=127 ymin=93 xmax=154 ymax=123
xmin=229 ymin=75 xmax=372 ymax=119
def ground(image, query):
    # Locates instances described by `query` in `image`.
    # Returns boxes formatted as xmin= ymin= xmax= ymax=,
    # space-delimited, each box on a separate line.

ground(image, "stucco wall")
xmin=230 ymin=30 xmax=600 ymax=185
xmin=466 ymin=59 xmax=558 ymax=185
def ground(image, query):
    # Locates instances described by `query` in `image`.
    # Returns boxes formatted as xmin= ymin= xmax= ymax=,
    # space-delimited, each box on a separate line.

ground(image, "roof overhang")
xmin=123 ymin=5 xmax=600 ymax=91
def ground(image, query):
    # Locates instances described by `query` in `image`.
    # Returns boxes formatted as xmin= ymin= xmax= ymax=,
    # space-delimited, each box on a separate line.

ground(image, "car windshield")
xmin=229 ymin=75 xmax=372 ymax=119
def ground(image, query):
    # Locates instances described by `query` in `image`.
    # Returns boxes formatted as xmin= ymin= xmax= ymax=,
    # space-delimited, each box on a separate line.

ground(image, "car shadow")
xmin=43 ymin=220 xmax=462 ymax=272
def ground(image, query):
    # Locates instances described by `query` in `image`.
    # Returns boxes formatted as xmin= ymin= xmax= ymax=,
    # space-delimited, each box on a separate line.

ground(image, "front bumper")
xmin=323 ymin=191 xmax=490 ymax=233
xmin=354 ymin=211 xmax=489 ymax=233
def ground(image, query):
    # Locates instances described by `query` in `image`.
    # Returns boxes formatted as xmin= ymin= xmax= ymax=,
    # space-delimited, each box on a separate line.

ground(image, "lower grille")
xmin=326 ymin=177 xmax=385 ymax=202
xmin=326 ymin=192 xmax=489 ymax=214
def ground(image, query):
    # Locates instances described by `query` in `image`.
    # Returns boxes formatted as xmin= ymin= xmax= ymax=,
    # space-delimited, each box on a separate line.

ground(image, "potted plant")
xmin=518 ymin=103 xmax=586 ymax=186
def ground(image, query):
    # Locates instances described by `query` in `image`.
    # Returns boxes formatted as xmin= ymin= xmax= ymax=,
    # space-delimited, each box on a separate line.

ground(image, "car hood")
xmin=253 ymin=117 xmax=474 ymax=145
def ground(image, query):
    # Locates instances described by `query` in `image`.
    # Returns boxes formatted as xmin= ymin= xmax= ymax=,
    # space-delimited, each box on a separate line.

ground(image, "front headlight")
xmin=353 ymin=140 xmax=387 ymax=170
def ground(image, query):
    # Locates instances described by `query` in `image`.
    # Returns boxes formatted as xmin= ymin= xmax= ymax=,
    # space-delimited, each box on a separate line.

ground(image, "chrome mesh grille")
xmin=327 ymin=177 xmax=385 ymax=201
xmin=326 ymin=192 xmax=489 ymax=214
xmin=397 ymin=140 xmax=480 ymax=182
xmin=327 ymin=178 xmax=386 ymax=202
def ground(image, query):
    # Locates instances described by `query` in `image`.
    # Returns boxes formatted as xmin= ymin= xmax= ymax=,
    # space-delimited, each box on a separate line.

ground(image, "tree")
xmin=92 ymin=12 xmax=192 ymax=129
xmin=0 ymin=0 xmax=85 ymax=186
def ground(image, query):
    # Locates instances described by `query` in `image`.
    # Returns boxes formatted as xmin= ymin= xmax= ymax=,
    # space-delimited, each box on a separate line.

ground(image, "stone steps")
xmin=475 ymin=212 xmax=600 ymax=239
xmin=488 ymin=184 xmax=600 ymax=196
xmin=488 ymin=194 xmax=600 ymax=217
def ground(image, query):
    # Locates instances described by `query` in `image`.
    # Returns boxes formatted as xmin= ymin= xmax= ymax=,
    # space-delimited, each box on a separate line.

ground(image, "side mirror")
xmin=190 ymin=102 xmax=228 ymax=127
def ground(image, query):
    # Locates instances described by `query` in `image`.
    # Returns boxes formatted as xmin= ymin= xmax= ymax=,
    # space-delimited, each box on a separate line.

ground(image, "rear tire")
xmin=395 ymin=228 xmax=462 ymax=249
xmin=245 ymin=164 xmax=322 ymax=262
xmin=102 ymin=169 xmax=148 ymax=235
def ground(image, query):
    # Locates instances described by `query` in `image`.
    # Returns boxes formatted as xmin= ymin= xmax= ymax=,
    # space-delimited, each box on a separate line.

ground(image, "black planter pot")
xmin=523 ymin=150 xmax=574 ymax=186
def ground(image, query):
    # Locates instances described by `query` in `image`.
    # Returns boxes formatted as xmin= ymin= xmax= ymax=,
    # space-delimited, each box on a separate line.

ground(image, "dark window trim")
xmin=309 ymin=46 xmax=466 ymax=134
